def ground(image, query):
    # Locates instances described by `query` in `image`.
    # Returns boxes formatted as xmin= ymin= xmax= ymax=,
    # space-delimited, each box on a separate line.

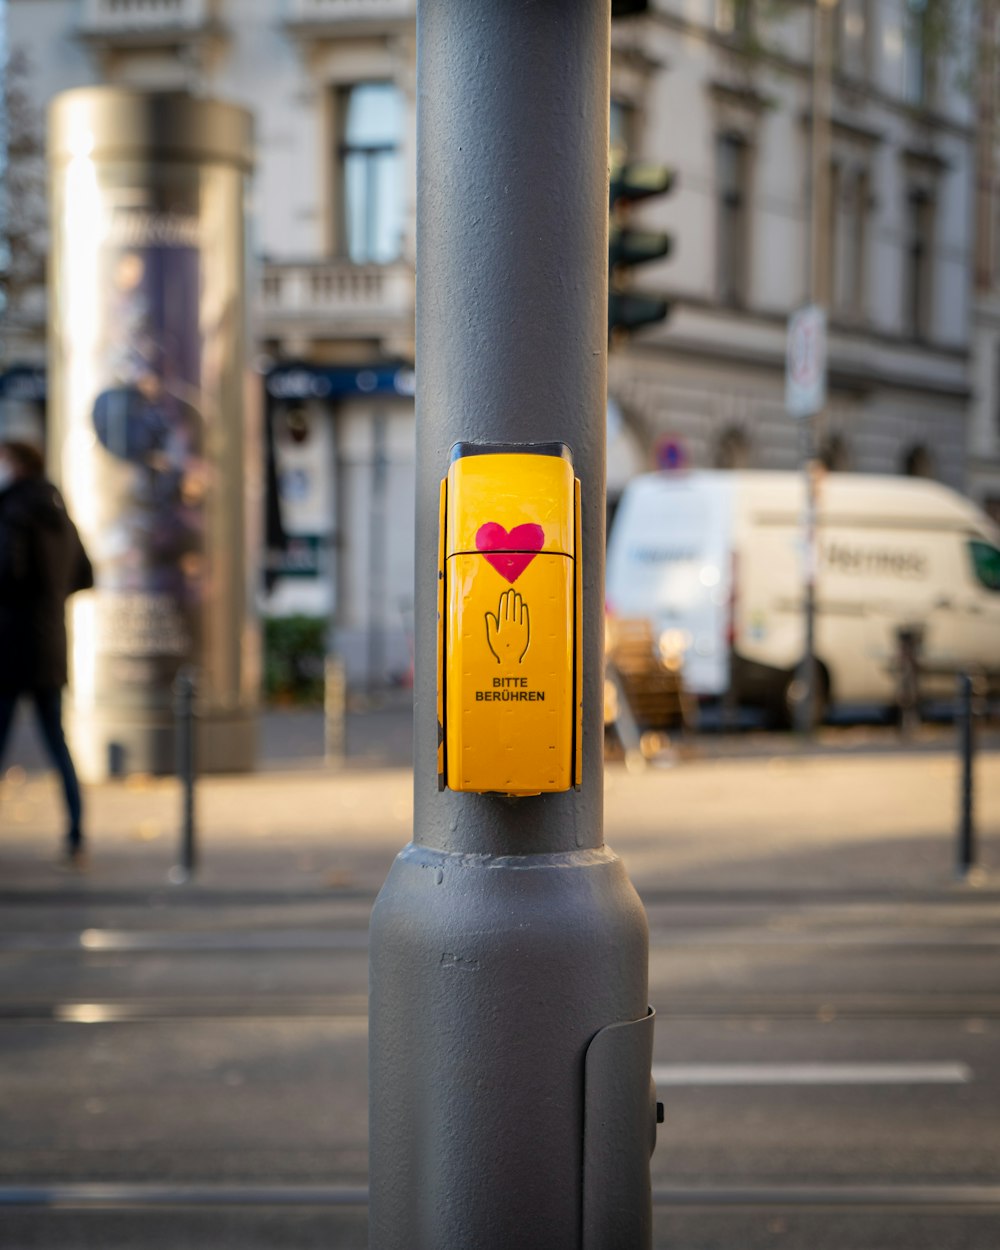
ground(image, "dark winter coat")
xmin=0 ymin=477 xmax=93 ymax=694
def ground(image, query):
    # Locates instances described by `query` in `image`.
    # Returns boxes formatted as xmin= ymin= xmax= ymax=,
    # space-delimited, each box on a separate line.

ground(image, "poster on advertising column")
xmin=88 ymin=209 xmax=207 ymax=699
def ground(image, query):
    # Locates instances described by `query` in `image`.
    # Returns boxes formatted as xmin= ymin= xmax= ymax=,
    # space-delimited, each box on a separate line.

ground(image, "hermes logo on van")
xmin=629 ymin=545 xmax=698 ymax=564
xmin=824 ymin=543 xmax=928 ymax=579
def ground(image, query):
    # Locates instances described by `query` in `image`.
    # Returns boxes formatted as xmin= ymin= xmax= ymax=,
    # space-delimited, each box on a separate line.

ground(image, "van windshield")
xmin=606 ymin=476 xmax=732 ymax=697
xmin=616 ymin=486 xmax=713 ymax=565
xmin=968 ymin=540 xmax=1000 ymax=592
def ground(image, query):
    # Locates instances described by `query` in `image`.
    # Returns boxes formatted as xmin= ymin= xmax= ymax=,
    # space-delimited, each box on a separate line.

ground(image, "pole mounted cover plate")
xmin=437 ymin=442 xmax=583 ymax=795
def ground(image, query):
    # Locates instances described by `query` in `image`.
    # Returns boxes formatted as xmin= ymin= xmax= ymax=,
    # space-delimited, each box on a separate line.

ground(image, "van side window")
xmin=968 ymin=540 xmax=1000 ymax=592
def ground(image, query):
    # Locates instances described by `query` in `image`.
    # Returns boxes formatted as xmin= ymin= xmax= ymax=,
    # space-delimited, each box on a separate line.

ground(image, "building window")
xmin=717 ymin=132 xmax=750 ymax=307
xmin=995 ymin=344 xmax=1000 ymax=436
xmin=715 ymin=426 xmax=752 ymax=468
xmin=835 ymin=0 xmax=870 ymax=79
xmin=338 ymin=82 xmax=404 ymax=264
xmin=610 ymin=98 xmax=633 ymax=171
xmin=903 ymin=186 xmax=934 ymax=339
xmin=902 ymin=443 xmax=935 ymax=477
xmin=832 ymin=163 xmax=869 ymax=319
xmin=819 ymin=432 xmax=851 ymax=471
xmin=715 ymin=0 xmax=753 ymax=39
xmin=994 ymin=200 xmax=1000 ymax=289
xmin=903 ymin=0 xmax=936 ymax=107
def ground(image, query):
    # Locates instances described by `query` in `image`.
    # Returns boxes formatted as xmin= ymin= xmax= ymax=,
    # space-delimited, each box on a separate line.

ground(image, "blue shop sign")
xmin=0 ymin=365 xmax=47 ymax=402
xmin=265 ymin=363 xmax=415 ymax=402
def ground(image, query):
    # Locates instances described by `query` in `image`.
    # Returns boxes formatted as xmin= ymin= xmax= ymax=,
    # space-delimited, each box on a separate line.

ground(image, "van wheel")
xmin=777 ymin=662 xmax=829 ymax=730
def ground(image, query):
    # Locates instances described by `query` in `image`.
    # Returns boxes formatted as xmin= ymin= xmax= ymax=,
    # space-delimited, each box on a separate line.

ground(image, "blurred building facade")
xmin=609 ymin=0 xmax=981 ymax=503
xmin=6 ymin=0 xmax=419 ymax=684
xmin=969 ymin=0 xmax=1000 ymax=520
xmin=3 ymin=0 xmax=996 ymax=681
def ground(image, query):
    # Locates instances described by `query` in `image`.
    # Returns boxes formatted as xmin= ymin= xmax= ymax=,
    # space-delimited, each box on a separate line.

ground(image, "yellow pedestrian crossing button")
xmin=437 ymin=442 xmax=583 ymax=795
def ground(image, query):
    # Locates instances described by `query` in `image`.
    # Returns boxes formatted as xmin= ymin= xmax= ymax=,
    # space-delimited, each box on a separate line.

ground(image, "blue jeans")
xmin=0 ymin=690 xmax=83 ymax=849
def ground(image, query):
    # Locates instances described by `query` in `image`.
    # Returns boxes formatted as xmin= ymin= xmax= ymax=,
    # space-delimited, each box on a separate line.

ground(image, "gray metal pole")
xmin=369 ymin=3 xmax=655 ymax=1248
xmin=957 ymin=672 xmax=976 ymax=879
xmin=797 ymin=0 xmax=835 ymax=736
xmin=797 ymin=436 xmax=819 ymax=735
xmin=170 ymin=667 xmax=197 ymax=883
xmin=323 ymin=654 xmax=346 ymax=765
xmin=366 ymin=409 xmax=388 ymax=698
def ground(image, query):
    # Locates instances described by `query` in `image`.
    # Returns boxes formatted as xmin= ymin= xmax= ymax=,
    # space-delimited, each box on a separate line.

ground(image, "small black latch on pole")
xmin=171 ymin=666 xmax=198 ymax=884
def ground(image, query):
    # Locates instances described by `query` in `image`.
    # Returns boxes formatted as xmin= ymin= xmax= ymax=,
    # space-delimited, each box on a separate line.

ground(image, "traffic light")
xmin=608 ymin=161 xmax=674 ymax=337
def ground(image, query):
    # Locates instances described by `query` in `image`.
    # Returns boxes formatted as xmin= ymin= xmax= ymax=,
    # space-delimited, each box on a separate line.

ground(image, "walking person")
xmin=0 ymin=441 xmax=93 ymax=869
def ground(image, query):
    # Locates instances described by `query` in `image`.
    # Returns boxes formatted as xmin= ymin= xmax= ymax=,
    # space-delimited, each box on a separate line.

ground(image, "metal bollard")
xmin=956 ymin=672 xmax=976 ymax=881
xmin=895 ymin=626 xmax=923 ymax=738
xmin=324 ymin=655 xmax=347 ymax=765
xmin=170 ymin=667 xmax=198 ymax=884
xmin=606 ymin=660 xmax=646 ymax=774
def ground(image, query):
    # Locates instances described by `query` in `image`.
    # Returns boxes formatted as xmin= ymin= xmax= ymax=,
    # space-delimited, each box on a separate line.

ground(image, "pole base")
xmin=369 ymin=841 xmax=652 ymax=1250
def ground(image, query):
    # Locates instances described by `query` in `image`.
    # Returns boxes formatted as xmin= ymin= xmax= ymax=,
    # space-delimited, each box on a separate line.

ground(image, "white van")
xmin=606 ymin=470 xmax=1000 ymax=721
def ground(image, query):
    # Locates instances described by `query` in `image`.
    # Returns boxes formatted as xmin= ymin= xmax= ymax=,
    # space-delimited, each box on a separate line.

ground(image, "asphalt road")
xmin=2 ymin=890 xmax=999 ymax=1249
xmin=3 ymin=707 xmax=1000 ymax=1249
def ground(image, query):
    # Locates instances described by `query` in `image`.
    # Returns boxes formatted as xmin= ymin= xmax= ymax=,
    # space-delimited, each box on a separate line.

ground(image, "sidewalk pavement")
xmin=2 ymin=705 xmax=997 ymax=899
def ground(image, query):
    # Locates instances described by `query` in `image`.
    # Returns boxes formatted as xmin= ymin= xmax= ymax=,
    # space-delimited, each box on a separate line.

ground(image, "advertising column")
xmin=48 ymin=90 xmax=257 ymax=779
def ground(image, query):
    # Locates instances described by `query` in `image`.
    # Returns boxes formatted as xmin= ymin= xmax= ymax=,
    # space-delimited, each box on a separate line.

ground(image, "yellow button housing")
xmin=438 ymin=443 xmax=582 ymax=796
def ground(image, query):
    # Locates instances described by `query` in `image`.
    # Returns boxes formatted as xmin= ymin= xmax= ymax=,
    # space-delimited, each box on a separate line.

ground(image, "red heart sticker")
xmin=476 ymin=521 xmax=545 ymax=583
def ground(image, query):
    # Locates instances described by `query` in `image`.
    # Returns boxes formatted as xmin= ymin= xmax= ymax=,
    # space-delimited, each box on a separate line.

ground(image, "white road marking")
xmin=651 ymin=1062 xmax=971 ymax=1085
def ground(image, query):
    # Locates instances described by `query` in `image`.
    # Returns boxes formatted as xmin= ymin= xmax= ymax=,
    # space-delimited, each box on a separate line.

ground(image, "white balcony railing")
xmin=79 ymin=0 xmax=213 ymax=35
xmin=285 ymin=0 xmax=415 ymax=25
xmin=258 ymin=258 xmax=415 ymax=333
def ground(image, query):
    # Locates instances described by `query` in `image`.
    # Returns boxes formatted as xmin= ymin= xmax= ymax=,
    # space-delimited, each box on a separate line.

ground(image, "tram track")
xmin=1 ymin=1181 xmax=999 ymax=1212
xmin=0 ymin=990 xmax=998 ymax=1022
xmin=1 ymin=911 xmax=998 ymax=1022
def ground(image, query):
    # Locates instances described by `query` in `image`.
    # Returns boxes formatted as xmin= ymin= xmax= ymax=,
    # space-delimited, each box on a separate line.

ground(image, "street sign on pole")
xmin=785 ymin=304 xmax=827 ymax=419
